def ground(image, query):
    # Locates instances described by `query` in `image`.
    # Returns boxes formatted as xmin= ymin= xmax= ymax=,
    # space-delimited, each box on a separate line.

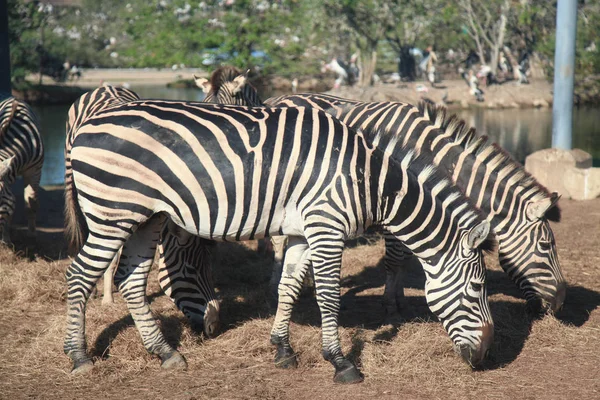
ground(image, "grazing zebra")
xmin=265 ymin=93 xmax=565 ymax=315
xmin=65 ymin=85 xmax=221 ymax=336
xmin=0 ymin=97 xmax=44 ymax=243
xmin=65 ymin=100 xmax=494 ymax=382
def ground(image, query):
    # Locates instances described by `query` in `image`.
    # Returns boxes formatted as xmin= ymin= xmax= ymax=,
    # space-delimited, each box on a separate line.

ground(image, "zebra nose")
xmin=550 ymin=281 xmax=567 ymax=312
xmin=458 ymin=323 xmax=494 ymax=368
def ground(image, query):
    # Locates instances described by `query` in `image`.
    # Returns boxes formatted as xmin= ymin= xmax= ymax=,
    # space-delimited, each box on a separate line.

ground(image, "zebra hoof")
xmin=160 ymin=351 xmax=187 ymax=370
xmin=71 ymin=359 xmax=94 ymax=374
xmin=333 ymin=363 xmax=364 ymax=384
xmin=274 ymin=347 xmax=298 ymax=369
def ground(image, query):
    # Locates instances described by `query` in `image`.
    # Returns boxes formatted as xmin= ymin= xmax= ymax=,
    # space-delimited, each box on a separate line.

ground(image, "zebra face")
xmin=498 ymin=194 xmax=565 ymax=313
xmin=157 ymin=224 xmax=221 ymax=338
xmin=499 ymin=218 xmax=565 ymax=313
xmin=421 ymin=222 xmax=494 ymax=368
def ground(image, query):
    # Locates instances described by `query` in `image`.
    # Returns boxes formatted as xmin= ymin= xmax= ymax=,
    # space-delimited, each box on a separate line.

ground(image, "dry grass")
xmin=0 ymin=190 xmax=599 ymax=399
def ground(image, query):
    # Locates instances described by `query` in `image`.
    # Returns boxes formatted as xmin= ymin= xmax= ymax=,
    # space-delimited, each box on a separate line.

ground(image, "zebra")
xmin=65 ymin=100 xmax=494 ymax=382
xmin=0 ymin=97 xmax=44 ymax=244
xmin=65 ymin=85 xmax=221 ymax=337
xmin=265 ymin=93 xmax=565 ymax=316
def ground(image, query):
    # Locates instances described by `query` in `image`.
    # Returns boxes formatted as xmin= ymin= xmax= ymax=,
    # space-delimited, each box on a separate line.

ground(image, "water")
xmin=32 ymin=86 xmax=600 ymax=186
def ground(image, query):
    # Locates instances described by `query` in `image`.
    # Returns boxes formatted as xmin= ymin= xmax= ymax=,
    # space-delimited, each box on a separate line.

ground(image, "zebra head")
xmin=418 ymin=219 xmax=495 ymax=368
xmin=0 ymin=156 xmax=16 ymax=241
xmin=157 ymin=220 xmax=221 ymax=338
xmin=194 ymin=66 xmax=263 ymax=107
xmin=498 ymin=192 xmax=565 ymax=313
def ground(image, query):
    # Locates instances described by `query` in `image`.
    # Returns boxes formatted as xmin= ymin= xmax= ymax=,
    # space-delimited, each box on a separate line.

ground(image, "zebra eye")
xmin=539 ymin=241 xmax=551 ymax=251
xmin=470 ymin=282 xmax=483 ymax=292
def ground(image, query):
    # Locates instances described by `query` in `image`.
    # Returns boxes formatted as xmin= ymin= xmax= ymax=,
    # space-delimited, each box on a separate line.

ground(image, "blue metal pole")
xmin=0 ymin=0 xmax=11 ymax=98
xmin=552 ymin=0 xmax=578 ymax=150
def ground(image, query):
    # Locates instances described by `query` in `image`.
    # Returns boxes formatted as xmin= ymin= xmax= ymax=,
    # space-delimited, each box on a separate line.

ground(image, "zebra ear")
xmin=466 ymin=220 xmax=491 ymax=250
xmin=526 ymin=193 xmax=561 ymax=221
xmin=230 ymin=73 xmax=248 ymax=94
xmin=193 ymin=75 xmax=212 ymax=93
xmin=0 ymin=156 xmax=15 ymax=181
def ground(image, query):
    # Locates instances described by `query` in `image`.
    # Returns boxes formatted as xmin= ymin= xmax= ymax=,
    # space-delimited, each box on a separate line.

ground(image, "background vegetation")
xmin=7 ymin=0 xmax=600 ymax=85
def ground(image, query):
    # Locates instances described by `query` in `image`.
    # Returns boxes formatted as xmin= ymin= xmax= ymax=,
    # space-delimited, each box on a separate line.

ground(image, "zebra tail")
xmin=64 ymin=169 xmax=88 ymax=256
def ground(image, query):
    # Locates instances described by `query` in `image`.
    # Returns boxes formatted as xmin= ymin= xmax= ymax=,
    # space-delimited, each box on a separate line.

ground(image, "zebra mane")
xmin=417 ymin=102 xmax=561 ymax=222
xmin=208 ymin=65 xmax=247 ymax=95
xmin=380 ymin=128 xmax=496 ymax=247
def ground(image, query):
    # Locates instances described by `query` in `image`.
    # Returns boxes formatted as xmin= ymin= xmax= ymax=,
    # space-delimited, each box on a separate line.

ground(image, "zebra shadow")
xmin=91 ymin=291 xmax=186 ymax=361
xmin=337 ymin=258 xmax=600 ymax=370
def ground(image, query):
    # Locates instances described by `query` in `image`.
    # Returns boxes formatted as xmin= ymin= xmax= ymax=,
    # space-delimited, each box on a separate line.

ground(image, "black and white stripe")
xmin=266 ymin=93 xmax=566 ymax=313
xmin=64 ymin=100 xmax=494 ymax=380
xmin=0 ymin=97 xmax=44 ymax=243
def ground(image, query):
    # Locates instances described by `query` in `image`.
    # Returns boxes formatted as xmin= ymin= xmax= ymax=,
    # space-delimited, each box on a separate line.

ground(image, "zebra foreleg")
xmin=114 ymin=215 xmax=186 ymax=370
xmin=269 ymin=236 xmax=310 ymax=369
xmin=64 ymin=237 xmax=125 ymax=373
xmin=308 ymin=233 xmax=363 ymax=384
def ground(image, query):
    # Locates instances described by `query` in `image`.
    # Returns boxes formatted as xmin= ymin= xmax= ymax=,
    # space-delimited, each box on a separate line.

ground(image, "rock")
xmin=525 ymin=148 xmax=600 ymax=200
xmin=532 ymin=99 xmax=549 ymax=108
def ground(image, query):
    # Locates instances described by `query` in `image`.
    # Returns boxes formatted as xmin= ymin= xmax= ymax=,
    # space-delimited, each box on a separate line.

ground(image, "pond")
xmin=32 ymin=85 xmax=600 ymax=186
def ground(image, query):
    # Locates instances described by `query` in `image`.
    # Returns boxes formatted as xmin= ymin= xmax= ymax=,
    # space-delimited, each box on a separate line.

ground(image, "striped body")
xmin=65 ymin=101 xmax=493 ymax=378
xmin=266 ymin=93 xmax=565 ymax=312
xmin=0 ymin=97 xmax=44 ymax=243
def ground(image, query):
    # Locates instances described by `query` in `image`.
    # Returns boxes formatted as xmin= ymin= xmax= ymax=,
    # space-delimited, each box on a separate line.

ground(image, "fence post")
xmin=551 ymin=0 xmax=578 ymax=150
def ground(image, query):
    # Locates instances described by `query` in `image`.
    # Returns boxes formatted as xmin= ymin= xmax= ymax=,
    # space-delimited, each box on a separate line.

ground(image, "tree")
xmin=458 ymin=0 xmax=510 ymax=75
xmin=324 ymin=0 xmax=390 ymax=86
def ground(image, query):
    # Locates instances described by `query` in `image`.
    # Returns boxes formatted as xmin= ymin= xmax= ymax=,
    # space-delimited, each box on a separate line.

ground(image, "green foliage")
xmin=6 ymin=0 xmax=600 ymax=84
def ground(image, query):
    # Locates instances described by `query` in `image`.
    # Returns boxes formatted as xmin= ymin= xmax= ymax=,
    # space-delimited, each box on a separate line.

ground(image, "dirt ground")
xmin=0 ymin=176 xmax=599 ymax=400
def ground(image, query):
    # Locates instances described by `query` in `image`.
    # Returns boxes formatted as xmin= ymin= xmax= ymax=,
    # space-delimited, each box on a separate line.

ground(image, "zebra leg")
xmin=268 ymin=235 xmax=289 ymax=301
xmin=101 ymin=249 xmax=121 ymax=305
xmin=114 ymin=215 xmax=186 ymax=370
xmin=64 ymin=238 xmax=125 ymax=373
xmin=22 ymin=170 xmax=41 ymax=238
xmin=270 ymin=236 xmax=310 ymax=369
xmin=308 ymin=234 xmax=363 ymax=384
xmin=382 ymin=232 xmax=413 ymax=318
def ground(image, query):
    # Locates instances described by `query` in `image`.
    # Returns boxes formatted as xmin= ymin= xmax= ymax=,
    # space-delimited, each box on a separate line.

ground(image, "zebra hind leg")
xmin=269 ymin=236 xmax=310 ymax=369
xmin=64 ymin=237 xmax=124 ymax=373
xmin=114 ymin=215 xmax=186 ymax=370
